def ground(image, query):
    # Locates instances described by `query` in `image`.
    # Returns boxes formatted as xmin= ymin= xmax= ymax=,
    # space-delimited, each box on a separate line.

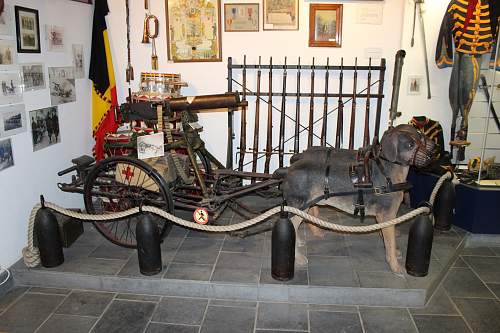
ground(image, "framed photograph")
xmin=0 ymin=137 xmax=14 ymax=171
xmin=309 ymin=4 xmax=342 ymax=47
xmin=0 ymin=5 xmax=15 ymax=37
xmin=46 ymin=25 xmax=64 ymax=52
xmin=224 ymin=3 xmax=259 ymax=32
xmin=0 ymin=39 xmax=17 ymax=67
xmin=0 ymin=70 xmax=23 ymax=105
xmin=165 ymin=0 xmax=222 ymax=62
xmin=48 ymin=67 xmax=76 ymax=106
xmin=0 ymin=103 xmax=27 ymax=138
xmin=72 ymin=44 xmax=85 ymax=79
xmin=14 ymin=6 xmax=41 ymax=53
xmin=263 ymin=0 xmax=299 ymax=31
xmin=137 ymin=132 xmax=165 ymax=160
xmin=408 ymin=75 xmax=423 ymax=95
xmin=21 ymin=63 xmax=46 ymax=91
xmin=30 ymin=106 xmax=60 ymax=151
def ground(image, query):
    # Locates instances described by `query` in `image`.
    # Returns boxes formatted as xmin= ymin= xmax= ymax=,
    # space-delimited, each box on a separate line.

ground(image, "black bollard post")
xmin=35 ymin=208 xmax=64 ymax=268
xmin=136 ymin=213 xmax=162 ymax=276
xmin=405 ymin=213 xmax=434 ymax=277
xmin=271 ymin=209 xmax=295 ymax=281
xmin=433 ymin=179 xmax=455 ymax=231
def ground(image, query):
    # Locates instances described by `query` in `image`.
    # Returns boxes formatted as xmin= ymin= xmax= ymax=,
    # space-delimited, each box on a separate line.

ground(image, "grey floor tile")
xmin=0 ymin=286 xmax=28 ymax=312
xmin=160 ymin=237 xmax=184 ymax=261
xmin=37 ymin=313 xmax=97 ymax=333
xmin=221 ymin=236 xmax=264 ymax=254
xmin=462 ymin=256 xmax=500 ymax=283
xmin=116 ymin=293 xmax=160 ymax=302
xmin=167 ymin=225 xmax=189 ymax=238
xmin=410 ymin=287 xmax=458 ymax=315
xmin=358 ymin=271 xmax=408 ymax=289
xmin=152 ymin=296 xmax=208 ymax=325
xmin=406 ymin=260 xmax=443 ymax=290
xmin=487 ymin=283 xmax=500 ymax=299
xmin=44 ymin=257 xmax=127 ymax=276
xmin=260 ymin=268 xmax=308 ymax=285
xmin=461 ymin=247 xmax=496 ymax=256
xmin=452 ymin=297 xmax=500 ymax=333
xmin=310 ymin=310 xmax=363 ymax=333
xmin=117 ymin=255 xmax=165 ymax=278
xmin=91 ymin=299 xmax=156 ymax=333
xmin=255 ymin=331 xmax=306 ymax=333
xmin=146 ymin=322 xmax=199 ymax=333
xmin=0 ymin=293 xmax=65 ymax=333
xmin=453 ymin=257 xmax=467 ymax=268
xmin=307 ymin=237 xmax=350 ymax=257
xmin=211 ymin=252 xmax=261 ymax=284
xmin=186 ymin=229 xmax=226 ymax=239
xmin=173 ymin=238 xmax=222 ymax=264
xmin=443 ymin=268 xmax=494 ymax=298
xmin=29 ymin=287 xmax=72 ymax=295
xmin=412 ymin=315 xmax=471 ymax=333
xmin=89 ymin=242 xmax=134 ymax=260
xmin=308 ymin=256 xmax=359 ymax=287
xmin=359 ymin=307 xmax=417 ymax=333
xmin=256 ymin=302 xmax=308 ymax=331
xmin=163 ymin=262 xmax=213 ymax=281
xmin=308 ymin=304 xmax=358 ymax=313
xmin=209 ymin=299 xmax=257 ymax=308
xmin=200 ymin=305 xmax=256 ymax=333
xmin=56 ymin=291 xmax=115 ymax=317
xmin=489 ymin=247 xmax=500 ymax=256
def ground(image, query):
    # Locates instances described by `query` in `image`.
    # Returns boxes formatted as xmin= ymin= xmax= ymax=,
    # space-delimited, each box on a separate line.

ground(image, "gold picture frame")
xmin=165 ymin=0 xmax=222 ymax=62
xmin=309 ymin=4 xmax=342 ymax=48
xmin=224 ymin=3 xmax=259 ymax=32
xmin=263 ymin=0 xmax=299 ymax=31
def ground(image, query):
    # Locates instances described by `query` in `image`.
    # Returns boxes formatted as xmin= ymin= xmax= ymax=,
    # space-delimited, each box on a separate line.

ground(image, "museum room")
xmin=0 ymin=0 xmax=499 ymax=332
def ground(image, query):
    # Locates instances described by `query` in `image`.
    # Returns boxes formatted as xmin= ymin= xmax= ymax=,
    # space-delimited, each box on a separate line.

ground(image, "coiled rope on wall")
xmin=22 ymin=172 xmax=453 ymax=268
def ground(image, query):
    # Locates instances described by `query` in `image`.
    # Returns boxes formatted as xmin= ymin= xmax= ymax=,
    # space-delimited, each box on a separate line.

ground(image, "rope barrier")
xmin=22 ymin=172 xmax=453 ymax=268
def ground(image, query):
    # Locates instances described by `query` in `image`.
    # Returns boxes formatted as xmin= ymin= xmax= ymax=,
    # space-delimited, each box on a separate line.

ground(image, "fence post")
xmin=272 ymin=208 xmax=295 ymax=281
xmin=136 ymin=213 xmax=162 ymax=276
xmin=35 ymin=208 xmax=64 ymax=268
xmin=433 ymin=179 xmax=455 ymax=231
xmin=405 ymin=209 xmax=434 ymax=277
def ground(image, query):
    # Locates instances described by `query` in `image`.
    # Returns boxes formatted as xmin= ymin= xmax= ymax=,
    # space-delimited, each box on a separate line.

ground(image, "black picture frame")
xmin=14 ymin=6 xmax=41 ymax=53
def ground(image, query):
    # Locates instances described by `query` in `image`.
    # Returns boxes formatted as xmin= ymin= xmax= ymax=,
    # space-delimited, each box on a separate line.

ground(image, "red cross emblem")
xmin=121 ymin=166 xmax=134 ymax=181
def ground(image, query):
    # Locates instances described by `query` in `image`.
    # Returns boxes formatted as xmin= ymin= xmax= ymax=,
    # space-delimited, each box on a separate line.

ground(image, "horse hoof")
xmin=296 ymin=253 xmax=308 ymax=267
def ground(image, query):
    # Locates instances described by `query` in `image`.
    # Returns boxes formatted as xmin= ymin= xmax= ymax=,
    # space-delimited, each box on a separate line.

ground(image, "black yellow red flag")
xmin=89 ymin=0 xmax=118 ymax=160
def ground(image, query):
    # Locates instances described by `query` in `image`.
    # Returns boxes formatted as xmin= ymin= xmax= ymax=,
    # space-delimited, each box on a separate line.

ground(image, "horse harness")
xmin=303 ymin=143 xmax=413 ymax=221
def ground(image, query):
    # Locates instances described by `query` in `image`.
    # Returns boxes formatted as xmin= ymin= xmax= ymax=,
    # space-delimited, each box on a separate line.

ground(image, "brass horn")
xmin=142 ymin=14 xmax=159 ymax=44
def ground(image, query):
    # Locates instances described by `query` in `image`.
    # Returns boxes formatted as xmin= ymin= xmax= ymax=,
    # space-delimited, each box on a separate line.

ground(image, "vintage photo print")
xmin=0 ymin=39 xmax=17 ymax=67
xmin=137 ymin=132 xmax=164 ymax=160
xmin=21 ymin=63 xmax=46 ymax=91
xmin=0 ymin=5 xmax=14 ymax=37
xmin=14 ymin=6 xmax=41 ymax=53
xmin=72 ymin=44 xmax=84 ymax=79
xmin=0 ymin=70 xmax=23 ymax=105
xmin=0 ymin=137 xmax=14 ymax=171
xmin=46 ymin=25 xmax=64 ymax=52
xmin=263 ymin=0 xmax=299 ymax=30
xmin=48 ymin=66 xmax=76 ymax=106
xmin=0 ymin=104 xmax=27 ymax=138
xmin=30 ymin=106 xmax=60 ymax=152
xmin=408 ymin=75 xmax=423 ymax=95
xmin=224 ymin=3 xmax=259 ymax=32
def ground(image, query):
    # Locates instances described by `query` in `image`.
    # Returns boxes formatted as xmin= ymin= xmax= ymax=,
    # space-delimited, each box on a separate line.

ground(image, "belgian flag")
xmin=89 ymin=0 xmax=118 ymax=160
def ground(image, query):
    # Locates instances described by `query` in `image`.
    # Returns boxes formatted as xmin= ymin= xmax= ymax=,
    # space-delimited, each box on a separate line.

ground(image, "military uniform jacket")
xmin=436 ymin=0 xmax=500 ymax=69
xmin=409 ymin=116 xmax=445 ymax=156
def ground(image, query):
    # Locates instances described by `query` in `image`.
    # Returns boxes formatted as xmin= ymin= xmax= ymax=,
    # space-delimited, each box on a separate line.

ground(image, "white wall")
xmin=0 ymin=0 xmax=93 ymax=268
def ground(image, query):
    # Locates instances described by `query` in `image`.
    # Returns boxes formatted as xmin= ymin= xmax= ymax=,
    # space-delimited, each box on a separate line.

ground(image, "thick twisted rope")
xmin=429 ymin=171 xmax=453 ymax=206
xmin=22 ymin=172 xmax=452 ymax=267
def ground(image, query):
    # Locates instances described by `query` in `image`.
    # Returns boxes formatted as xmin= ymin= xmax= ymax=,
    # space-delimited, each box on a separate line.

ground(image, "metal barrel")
xmin=35 ymin=208 xmax=64 ymax=268
xmin=271 ymin=211 xmax=295 ymax=281
xmin=405 ymin=213 xmax=434 ymax=277
xmin=433 ymin=179 xmax=455 ymax=231
xmin=389 ymin=50 xmax=406 ymax=126
xmin=136 ymin=213 xmax=162 ymax=276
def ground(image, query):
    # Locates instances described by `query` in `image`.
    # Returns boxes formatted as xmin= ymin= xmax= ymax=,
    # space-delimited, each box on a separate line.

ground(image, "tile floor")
xmin=1 ymin=244 xmax=500 ymax=332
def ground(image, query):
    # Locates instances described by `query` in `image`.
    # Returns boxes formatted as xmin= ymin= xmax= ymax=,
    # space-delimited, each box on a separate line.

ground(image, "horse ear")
xmin=380 ymin=131 xmax=397 ymax=162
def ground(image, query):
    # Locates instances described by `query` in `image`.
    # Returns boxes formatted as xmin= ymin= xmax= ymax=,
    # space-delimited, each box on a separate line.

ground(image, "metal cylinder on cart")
xmin=433 ymin=179 xmax=455 ymax=231
xmin=136 ymin=213 xmax=162 ymax=276
xmin=405 ymin=210 xmax=434 ymax=277
xmin=35 ymin=208 xmax=64 ymax=268
xmin=271 ymin=210 xmax=295 ymax=281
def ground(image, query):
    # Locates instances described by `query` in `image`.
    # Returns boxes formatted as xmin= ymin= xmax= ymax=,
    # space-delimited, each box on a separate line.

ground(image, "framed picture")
xmin=72 ymin=44 xmax=85 ymax=79
xmin=0 ymin=103 xmax=27 ymax=138
xmin=0 ymin=70 xmax=23 ymax=105
xmin=408 ymin=75 xmax=423 ymax=95
xmin=21 ymin=63 xmax=46 ymax=91
xmin=224 ymin=3 xmax=259 ymax=32
xmin=165 ymin=0 xmax=222 ymax=62
xmin=263 ymin=0 xmax=299 ymax=31
xmin=0 ymin=39 xmax=17 ymax=67
xmin=48 ymin=66 xmax=76 ymax=106
xmin=30 ymin=106 xmax=60 ymax=151
xmin=0 ymin=5 xmax=15 ymax=37
xmin=46 ymin=25 xmax=65 ymax=52
xmin=309 ymin=4 xmax=342 ymax=47
xmin=14 ymin=6 xmax=41 ymax=53
xmin=0 ymin=137 xmax=14 ymax=171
